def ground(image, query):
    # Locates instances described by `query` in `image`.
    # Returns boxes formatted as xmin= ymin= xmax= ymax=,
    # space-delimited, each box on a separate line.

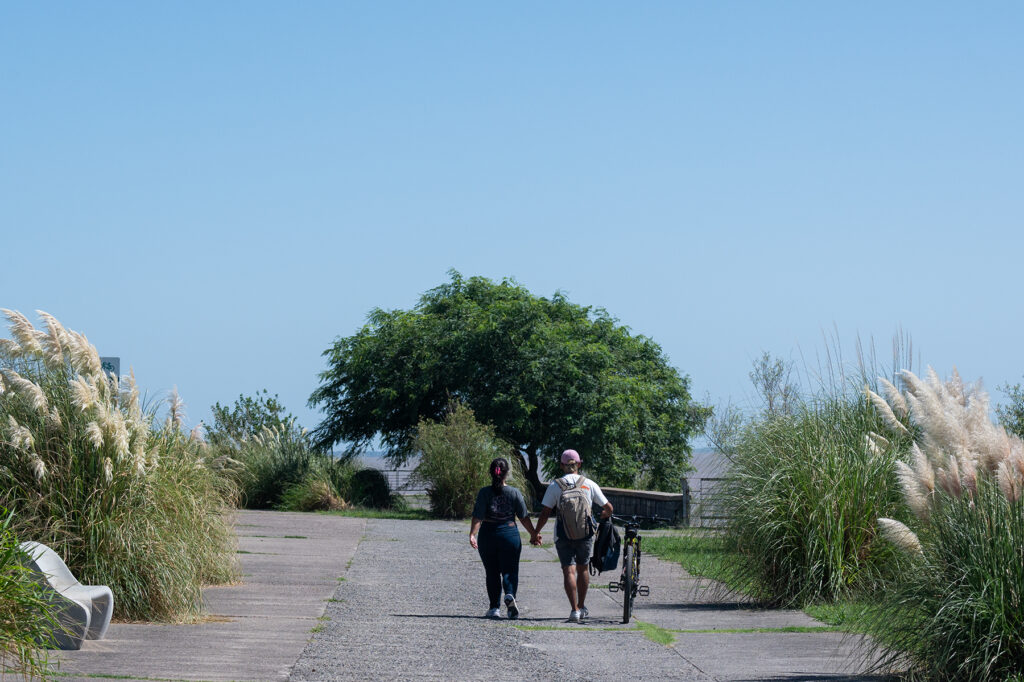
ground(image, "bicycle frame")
xmin=608 ymin=514 xmax=659 ymax=622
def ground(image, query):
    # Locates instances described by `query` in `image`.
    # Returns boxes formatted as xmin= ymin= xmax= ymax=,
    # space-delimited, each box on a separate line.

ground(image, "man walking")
xmin=532 ymin=449 xmax=613 ymax=623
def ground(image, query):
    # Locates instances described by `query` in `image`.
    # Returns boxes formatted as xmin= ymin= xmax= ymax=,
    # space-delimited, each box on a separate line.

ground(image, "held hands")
xmin=529 ymin=532 xmax=543 ymax=546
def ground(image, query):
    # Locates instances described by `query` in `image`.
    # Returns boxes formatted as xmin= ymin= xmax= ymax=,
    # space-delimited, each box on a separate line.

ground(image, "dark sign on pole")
xmin=100 ymin=357 xmax=120 ymax=378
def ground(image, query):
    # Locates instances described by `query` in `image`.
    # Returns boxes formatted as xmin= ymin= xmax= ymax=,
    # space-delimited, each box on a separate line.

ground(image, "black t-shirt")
xmin=472 ymin=485 xmax=528 ymax=524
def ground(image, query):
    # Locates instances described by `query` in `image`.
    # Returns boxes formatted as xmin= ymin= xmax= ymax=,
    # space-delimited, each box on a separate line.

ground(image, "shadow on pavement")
xmin=737 ymin=671 xmax=897 ymax=675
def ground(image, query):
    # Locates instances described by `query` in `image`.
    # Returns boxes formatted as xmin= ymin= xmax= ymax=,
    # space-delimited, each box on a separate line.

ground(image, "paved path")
xmin=292 ymin=519 xmax=889 ymax=682
xmin=52 ymin=511 xmax=365 ymax=682
xmin=53 ymin=512 xmax=894 ymax=681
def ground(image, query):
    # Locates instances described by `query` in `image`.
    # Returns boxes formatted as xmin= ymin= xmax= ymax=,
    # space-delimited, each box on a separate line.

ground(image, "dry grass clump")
xmin=865 ymin=368 xmax=1024 ymax=681
xmin=0 ymin=310 xmax=237 ymax=623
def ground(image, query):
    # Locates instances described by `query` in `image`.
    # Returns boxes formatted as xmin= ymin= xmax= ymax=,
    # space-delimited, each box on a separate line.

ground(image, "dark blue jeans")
xmin=477 ymin=522 xmax=522 ymax=609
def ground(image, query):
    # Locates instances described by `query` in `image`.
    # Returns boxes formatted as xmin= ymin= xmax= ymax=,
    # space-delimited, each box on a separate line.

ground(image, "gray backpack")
xmin=556 ymin=476 xmax=595 ymax=540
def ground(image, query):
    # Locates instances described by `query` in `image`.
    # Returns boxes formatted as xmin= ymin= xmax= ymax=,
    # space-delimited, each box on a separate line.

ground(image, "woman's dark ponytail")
xmin=490 ymin=458 xmax=509 ymax=494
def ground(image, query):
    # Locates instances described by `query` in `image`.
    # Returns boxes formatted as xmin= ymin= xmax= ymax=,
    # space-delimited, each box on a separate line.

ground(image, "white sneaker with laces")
xmin=579 ymin=606 xmax=589 ymax=620
xmin=568 ymin=609 xmax=581 ymax=623
xmin=485 ymin=607 xmax=501 ymax=619
xmin=504 ymin=594 xmax=519 ymax=619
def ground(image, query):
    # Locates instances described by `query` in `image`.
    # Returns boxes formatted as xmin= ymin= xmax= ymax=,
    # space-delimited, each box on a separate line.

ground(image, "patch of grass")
xmin=51 ymin=673 xmax=221 ymax=682
xmin=642 ymin=531 xmax=740 ymax=589
xmin=803 ymin=600 xmax=879 ymax=634
xmin=335 ymin=576 xmax=347 ymax=582
xmin=635 ymin=620 xmax=675 ymax=645
xmin=283 ymin=535 xmax=307 ymax=539
xmin=672 ymin=625 xmax=839 ymax=633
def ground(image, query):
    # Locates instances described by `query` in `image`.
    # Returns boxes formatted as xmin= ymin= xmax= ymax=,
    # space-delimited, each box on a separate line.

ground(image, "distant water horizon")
xmin=348 ymin=447 xmax=724 ymax=480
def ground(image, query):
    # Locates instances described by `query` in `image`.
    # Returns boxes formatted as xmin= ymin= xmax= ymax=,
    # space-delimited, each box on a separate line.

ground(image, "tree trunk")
xmin=514 ymin=444 xmax=545 ymax=504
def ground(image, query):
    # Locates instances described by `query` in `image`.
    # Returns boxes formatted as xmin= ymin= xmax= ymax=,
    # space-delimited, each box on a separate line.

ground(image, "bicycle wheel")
xmin=622 ymin=544 xmax=635 ymax=624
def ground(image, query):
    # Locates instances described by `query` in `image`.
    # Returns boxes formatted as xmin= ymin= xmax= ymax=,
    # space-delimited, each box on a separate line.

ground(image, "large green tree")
xmin=309 ymin=272 xmax=707 ymax=498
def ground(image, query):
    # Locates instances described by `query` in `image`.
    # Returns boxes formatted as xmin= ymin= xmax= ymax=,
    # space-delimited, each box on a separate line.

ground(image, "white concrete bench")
xmin=19 ymin=541 xmax=114 ymax=650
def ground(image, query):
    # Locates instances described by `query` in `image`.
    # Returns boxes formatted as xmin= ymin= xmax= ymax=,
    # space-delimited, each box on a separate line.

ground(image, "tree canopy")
xmin=309 ymin=271 xmax=708 ymax=498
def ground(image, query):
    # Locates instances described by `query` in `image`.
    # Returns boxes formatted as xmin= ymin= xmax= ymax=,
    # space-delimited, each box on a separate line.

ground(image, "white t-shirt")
xmin=541 ymin=474 xmax=609 ymax=540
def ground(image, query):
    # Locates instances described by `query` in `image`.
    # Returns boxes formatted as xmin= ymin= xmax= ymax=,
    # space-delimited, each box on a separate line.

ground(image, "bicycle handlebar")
xmin=610 ymin=514 xmax=671 ymax=526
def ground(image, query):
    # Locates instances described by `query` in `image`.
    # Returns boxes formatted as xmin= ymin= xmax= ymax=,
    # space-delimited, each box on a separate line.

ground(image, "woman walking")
xmin=469 ymin=458 xmax=540 ymax=619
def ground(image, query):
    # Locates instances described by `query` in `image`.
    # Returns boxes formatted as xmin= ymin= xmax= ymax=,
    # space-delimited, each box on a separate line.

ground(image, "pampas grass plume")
xmin=878 ymin=377 xmax=908 ymax=418
xmin=3 ymin=370 xmax=48 ymax=413
xmin=867 ymin=388 xmax=909 ymax=436
xmin=85 ymin=421 xmax=104 ymax=449
xmin=877 ymin=517 xmax=923 ymax=557
xmin=2 ymin=309 xmax=42 ymax=354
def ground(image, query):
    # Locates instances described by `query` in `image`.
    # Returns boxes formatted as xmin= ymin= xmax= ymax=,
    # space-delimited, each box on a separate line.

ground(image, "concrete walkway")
xmin=52 ymin=510 xmax=365 ymax=682
xmin=53 ymin=512 xmax=895 ymax=681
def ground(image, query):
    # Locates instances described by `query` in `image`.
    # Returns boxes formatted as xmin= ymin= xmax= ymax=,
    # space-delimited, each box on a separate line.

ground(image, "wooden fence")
xmin=601 ymin=487 xmax=690 ymax=526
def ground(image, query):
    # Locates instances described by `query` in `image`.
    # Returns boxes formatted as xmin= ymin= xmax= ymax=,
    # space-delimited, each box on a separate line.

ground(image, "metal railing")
xmin=371 ymin=467 xmax=426 ymax=496
xmin=692 ymin=477 xmax=731 ymax=527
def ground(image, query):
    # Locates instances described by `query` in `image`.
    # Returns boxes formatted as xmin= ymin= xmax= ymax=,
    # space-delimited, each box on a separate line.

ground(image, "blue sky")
xmin=2 ymin=2 xmax=1022 ymax=440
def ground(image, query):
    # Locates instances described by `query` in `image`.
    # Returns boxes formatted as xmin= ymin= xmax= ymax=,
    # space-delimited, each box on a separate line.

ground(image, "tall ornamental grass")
xmin=719 ymin=396 xmax=908 ymax=606
xmin=216 ymin=423 xmax=392 ymax=510
xmin=413 ymin=403 xmax=523 ymax=518
xmin=0 ymin=310 xmax=237 ymax=622
xmin=0 ymin=509 xmax=55 ymax=680
xmin=866 ymin=369 xmax=1024 ymax=680
xmin=223 ymin=421 xmax=321 ymax=509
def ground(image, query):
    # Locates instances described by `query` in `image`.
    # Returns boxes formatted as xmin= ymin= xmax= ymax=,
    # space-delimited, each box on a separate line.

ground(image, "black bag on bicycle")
xmin=589 ymin=517 xmax=621 ymax=575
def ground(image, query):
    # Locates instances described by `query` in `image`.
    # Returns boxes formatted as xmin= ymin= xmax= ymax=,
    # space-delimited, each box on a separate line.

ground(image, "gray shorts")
xmin=554 ymin=535 xmax=594 ymax=568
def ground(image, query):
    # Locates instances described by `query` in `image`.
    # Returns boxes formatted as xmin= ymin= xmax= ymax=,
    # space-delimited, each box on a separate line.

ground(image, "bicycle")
xmin=607 ymin=514 xmax=669 ymax=624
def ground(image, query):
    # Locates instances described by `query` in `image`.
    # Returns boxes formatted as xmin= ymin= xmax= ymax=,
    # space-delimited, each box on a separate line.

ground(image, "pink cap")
xmin=561 ymin=449 xmax=581 ymax=464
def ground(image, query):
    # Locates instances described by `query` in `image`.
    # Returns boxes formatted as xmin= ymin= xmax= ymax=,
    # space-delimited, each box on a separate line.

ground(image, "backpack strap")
xmin=555 ymin=476 xmax=576 ymax=492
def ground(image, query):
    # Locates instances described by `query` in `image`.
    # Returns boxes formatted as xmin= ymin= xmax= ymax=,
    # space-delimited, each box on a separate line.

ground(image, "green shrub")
xmin=225 ymin=423 xmax=321 ymax=509
xmin=718 ymin=396 xmax=908 ymax=606
xmin=0 ymin=509 xmax=55 ymax=680
xmin=413 ymin=403 xmax=519 ymax=518
xmin=278 ymin=471 xmax=348 ymax=512
xmin=203 ymin=391 xmax=392 ymax=510
xmin=0 ymin=310 xmax=237 ymax=622
xmin=865 ymin=369 xmax=1024 ymax=680
xmin=348 ymin=468 xmax=392 ymax=509
xmin=206 ymin=389 xmax=298 ymax=448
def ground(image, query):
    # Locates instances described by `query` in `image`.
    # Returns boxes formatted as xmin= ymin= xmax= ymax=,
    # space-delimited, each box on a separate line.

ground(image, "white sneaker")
xmin=579 ymin=606 xmax=589 ymax=620
xmin=485 ymin=607 xmax=501 ymax=619
xmin=504 ymin=594 xmax=519 ymax=620
xmin=568 ymin=609 xmax=581 ymax=623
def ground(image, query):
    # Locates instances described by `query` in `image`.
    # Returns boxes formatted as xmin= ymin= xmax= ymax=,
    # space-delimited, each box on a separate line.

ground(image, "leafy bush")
xmin=348 ymin=468 xmax=392 ymax=509
xmin=206 ymin=391 xmax=396 ymax=511
xmin=206 ymin=389 xmax=300 ymax=448
xmin=718 ymin=396 xmax=908 ymax=606
xmin=0 ymin=310 xmax=237 ymax=622
xmin=866 ymin=369 xmax=1024 ymax=680
xmin=0 ymin=509 xmax=54 ymax=680
xmin=996 ymin=378 xmax=1024 ymax=439
xmin=413 ymin=403 xmax=519 ymax=518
